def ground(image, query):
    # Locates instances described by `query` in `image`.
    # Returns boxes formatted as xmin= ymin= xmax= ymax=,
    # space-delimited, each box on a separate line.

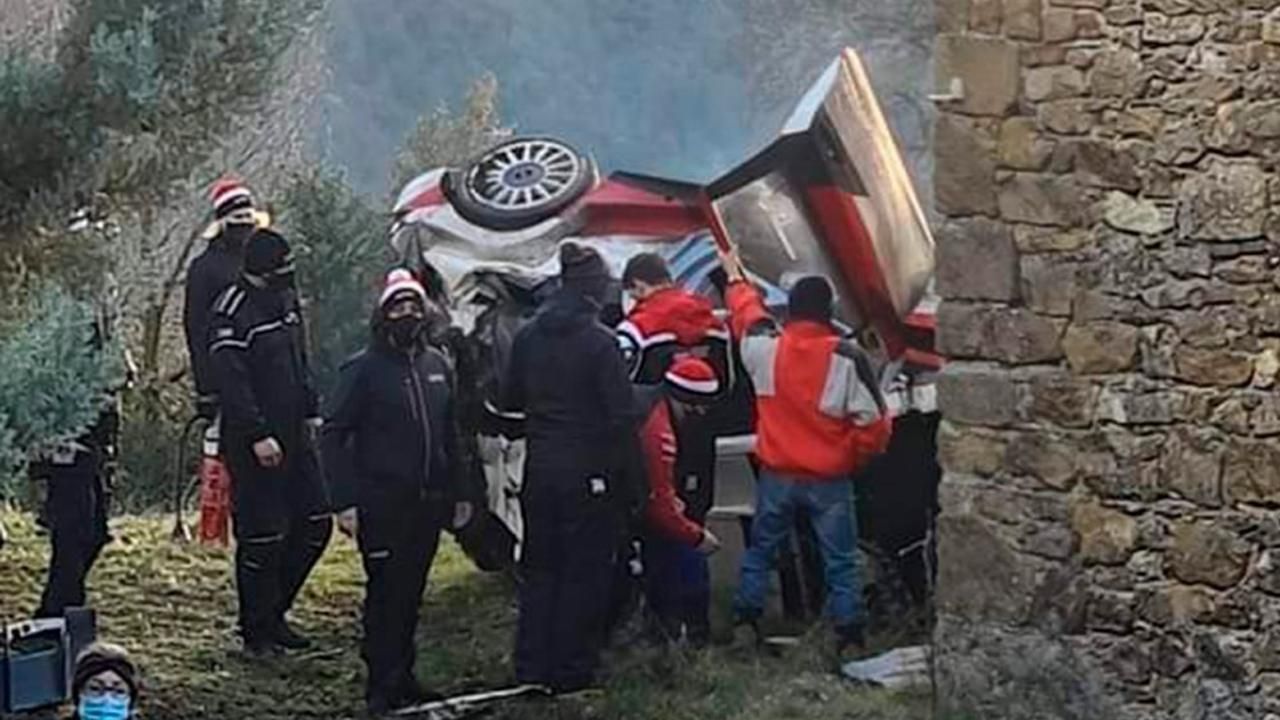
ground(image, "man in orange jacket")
xmin=718 ymin=248 xmax=891 ymax=652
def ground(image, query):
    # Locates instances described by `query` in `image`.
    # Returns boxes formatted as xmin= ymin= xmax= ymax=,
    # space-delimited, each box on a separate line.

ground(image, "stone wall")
xmin=932 ymin=1 xmax=1280 ymax=717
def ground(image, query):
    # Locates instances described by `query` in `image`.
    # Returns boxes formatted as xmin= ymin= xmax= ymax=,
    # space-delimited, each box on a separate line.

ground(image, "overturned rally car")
xmin=392 ymin=49 xmax=942 ymax=622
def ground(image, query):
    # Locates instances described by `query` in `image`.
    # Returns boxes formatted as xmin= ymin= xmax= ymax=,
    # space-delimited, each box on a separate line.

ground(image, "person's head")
xmin=211 ymin=177 xmax=256 ymax=245
xmin=377 ymin=268 xmax=430 ymax=349
xmin=242 ymin=228 xmax=295 ymax=292
xmin=664 ymin=355 xmax=720 ymax=419
xmin=72 ymin=643 xmax=138 ymax=720
xmin=788 ymin=276 xmax=835 ymax=325
xmin=621 ymin=253 xmax=674 ymax=303
xmin=558 ymin=242 xmax=611 ymax=305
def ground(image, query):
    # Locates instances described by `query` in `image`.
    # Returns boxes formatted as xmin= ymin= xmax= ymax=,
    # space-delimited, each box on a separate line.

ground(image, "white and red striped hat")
xmin=379 ymin=268 xmax=428 ymax=308
xmin=665 ymin=355 xmax=720 ymax=406
xmin=210 ymin=177 xmax=254 ymax=221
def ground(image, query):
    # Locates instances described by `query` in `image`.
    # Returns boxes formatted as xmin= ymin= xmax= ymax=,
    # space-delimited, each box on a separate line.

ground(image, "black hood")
xmin=538 ymin=285 xmax=604 ymax=335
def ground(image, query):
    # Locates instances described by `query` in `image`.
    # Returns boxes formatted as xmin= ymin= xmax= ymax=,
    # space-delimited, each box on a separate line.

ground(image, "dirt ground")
xmin=2 ymin=512 xmax=932 ymax=719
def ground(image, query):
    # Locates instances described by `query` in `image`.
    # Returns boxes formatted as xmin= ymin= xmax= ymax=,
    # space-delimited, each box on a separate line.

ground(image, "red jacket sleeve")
xmin=641 ymin=403 xmax=704 ymax=547
xmin=725 ymin=281 xmax=773 ymax=339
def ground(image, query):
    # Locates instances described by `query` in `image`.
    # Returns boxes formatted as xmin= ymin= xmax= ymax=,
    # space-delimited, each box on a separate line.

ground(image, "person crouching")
xmin=322 ymin=269 xmax=480 ymax=716
xmin=638 ymin=356 xmax=723 ymax=646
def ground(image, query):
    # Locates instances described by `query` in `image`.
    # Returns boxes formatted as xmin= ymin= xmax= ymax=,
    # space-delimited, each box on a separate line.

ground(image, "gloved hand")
xmin=696 ymin=528 xmax=722 ymax=556
xmin=195 ymin=395 xmax=219 ymax=421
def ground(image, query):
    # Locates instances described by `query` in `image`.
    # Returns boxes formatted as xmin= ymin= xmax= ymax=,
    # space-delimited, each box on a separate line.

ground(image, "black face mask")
xmin=388 ymin=315 xmax=423 ymax=348
xmin=266 ymin=270 xmax=296 ymax=292
xmin=224 ymin=223 xmax=255 ymax=248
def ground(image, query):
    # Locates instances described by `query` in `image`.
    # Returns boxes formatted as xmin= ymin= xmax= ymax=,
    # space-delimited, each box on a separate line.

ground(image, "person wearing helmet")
xmin=322 ymin=268 xmax=482 ymax=716
xmin=208 ymin=228 xmax=331 ymax=656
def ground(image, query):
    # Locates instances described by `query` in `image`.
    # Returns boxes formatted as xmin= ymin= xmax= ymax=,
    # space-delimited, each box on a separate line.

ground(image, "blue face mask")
xmin=79 ymin=694 xmax=131 ymax=720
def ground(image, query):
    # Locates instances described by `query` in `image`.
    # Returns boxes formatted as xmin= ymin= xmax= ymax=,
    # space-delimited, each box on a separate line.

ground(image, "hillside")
xmin=2 ymin=513 xmax=931 ymax=719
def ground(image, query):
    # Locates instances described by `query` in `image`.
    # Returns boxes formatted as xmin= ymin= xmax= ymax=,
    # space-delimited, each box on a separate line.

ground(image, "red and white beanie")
xmin=664 ymin=355 xmax=720 ymax=406
xmin=211 ymin=177 xmax=255 ymax=222
xmin=380 ymin=268 xmax=428 ymax=308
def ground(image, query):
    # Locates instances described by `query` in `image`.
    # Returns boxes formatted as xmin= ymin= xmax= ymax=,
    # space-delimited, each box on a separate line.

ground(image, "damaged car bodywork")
xmin=393 ymin=49 xmax=941 ymax=619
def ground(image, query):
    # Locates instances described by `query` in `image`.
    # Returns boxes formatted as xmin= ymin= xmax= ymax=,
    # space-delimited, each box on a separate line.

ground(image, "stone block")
xmin=1025 ymin=65 xmax=1088 ymax=101
xmin=937 ymin=514 xmax=1031 ymax=622
xmin=939 ymin=422 xmax=1007 ymax=476
xmin=1003 ymin=0 xmax=1042 ymax=39
xmin=1043 ymin=8 xmax=1077 ymax=42
xmin=939 ymin=303 xmax=1064 ymax=364
xmin=1138 ymin=584 xmax=1215 ymax=627
xmin=1168 ymin=521 xmax=1250 ymax=589
xmin=1224 ymin=438 xmax=1280 ymax=506
xmin=1259 ymin=550 xmax=1280 ymax=596
xmin=1174 ymin=348 xmax=1254 ymax=387
xmin=1087 ymin=590 xmax=1136 ymax=633
xmin=1063 ymin=322 xmax=1140 ymax=374
xmin=1007 ymin=432 xmax=1078 ymax=489
xmin=1161 ymin=428 xmax=1223 ymax=508
xmin=1014 ymin=225 xmax=1091 ymax=252
xmin=1039 ymin=100 xmax=1096 ymax=135
xmin=999 ymin=173 xmax=1084 ymax=227
xmin=997 ymin=117 xmax=1054 ymax=171
xmin=1072 ymin=501 xmax=1138 ymax=566
xmin=970 ymin=0 xmax=1002 ymax=33
xmin=1088 ymin=48 xmax=1145 ymax=98
xmin=1101 ymin=192 xmax=1175 ymax=236
xmin=935 ymin=114 xmax=999 ymax=217
xmin=936 ymin=34 xmax=1021 ymax=117
xmin=1029 ymin=371 xmax=1096 ymax=427
xmin=936 ymin=218 xmax=1020 ymax=301
xmin=938 ymin=0 xmax=971 ymax=33
xmin=1020 ymin=255 xmax=1077 ymax=317
xmin=1075 ymin=140 xmax=1142 ymax=192
xmin=1178 ymin=158 xmax=1269 ymax=241
xmin=938 ymin=364 xmax=1020 ymax=427
xmin=1143 ymin=12 xmax=1207 ymax=45
xmin=1265 ymin=8 xmax=1280 ymax=45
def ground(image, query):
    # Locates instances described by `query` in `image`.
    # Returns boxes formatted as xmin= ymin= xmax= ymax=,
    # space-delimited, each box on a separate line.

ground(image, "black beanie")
xmin=72 ymin=643 xmax=138 ymax=702
xmin=559 ymin=242 xmax=609 ymax=285
xmin=788 ymin=276 xmax=834 ymax=324
xmin=243 ymin=228 xmax=293 ymax=277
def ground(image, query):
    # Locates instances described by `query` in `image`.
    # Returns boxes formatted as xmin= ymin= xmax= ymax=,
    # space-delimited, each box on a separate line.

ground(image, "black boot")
xmin=273 ymin=619 xmax=313 ymax=651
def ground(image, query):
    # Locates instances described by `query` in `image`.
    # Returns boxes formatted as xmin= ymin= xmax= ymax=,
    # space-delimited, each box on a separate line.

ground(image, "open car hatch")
xmin=705 ymin=49 xmax=935 ymax=358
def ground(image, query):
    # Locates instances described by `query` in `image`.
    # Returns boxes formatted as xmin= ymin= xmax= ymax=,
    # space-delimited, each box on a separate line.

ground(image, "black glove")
xmin=195 ymin=395 xmax=219 ymax=421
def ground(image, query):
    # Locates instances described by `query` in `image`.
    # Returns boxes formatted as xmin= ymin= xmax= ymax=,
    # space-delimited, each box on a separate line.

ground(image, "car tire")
xmin=445 ymin=136 xmax=597 ymax=232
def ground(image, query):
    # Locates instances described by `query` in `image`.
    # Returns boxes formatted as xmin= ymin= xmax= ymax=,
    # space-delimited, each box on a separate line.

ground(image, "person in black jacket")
xmin=208 ymin=228 xmax=331 ymax=655
xmin=322 ymin=268 xmax=482 ymax=716
xmin=498 ymin=243 xmax=641 ymax=693
xmin=184 ymin=177 xmax=261 ymax=421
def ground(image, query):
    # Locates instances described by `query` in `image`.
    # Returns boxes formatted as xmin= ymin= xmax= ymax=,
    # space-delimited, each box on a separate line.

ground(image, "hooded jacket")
xmin=617 ymin=287 xmax=731 ymax=390
xmin=321 ymin=326 xmax=474 ymax=513
xmin=636 ymin=388 xmax=709 ymax=547
xmin=184 ymin=220 xmax=264 ymax=400
xmin=499 ymin=286 xmax=639 ymax=482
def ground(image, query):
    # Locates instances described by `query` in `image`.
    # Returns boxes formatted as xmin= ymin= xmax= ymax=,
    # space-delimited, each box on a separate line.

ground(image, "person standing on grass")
xmin=208 ymin=228 xmax=331 ymax=656
xmin=637 ymin=355 xmax=724 ymax=646
xmin=497 ymin=242 xmax=641 ymax=693
xmin=322 ymin=268 xmax=482 ymax=716
xmin=716 ymin=246 xmax=891 ymax=656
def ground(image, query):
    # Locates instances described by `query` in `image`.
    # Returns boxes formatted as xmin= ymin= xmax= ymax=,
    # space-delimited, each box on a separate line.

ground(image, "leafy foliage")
xmin=277 ymin=168 xmax=392 ymax=396
xmin=0 ymin=284 xmax=124 ymax=496
xmin=390 ymin=73 xmax=512 ymax=191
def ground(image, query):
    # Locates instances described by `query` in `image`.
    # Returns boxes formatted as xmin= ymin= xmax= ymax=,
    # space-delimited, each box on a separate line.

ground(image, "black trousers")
xmin=357 ymin=497 xmax=444 ymax=703
xmin=515 ymin=474 xmax=618 ymax=690
xmin=37 ymin=457 xmax=110 ymax=619
xmin=228 ymin=435 xmax=331 ymax=642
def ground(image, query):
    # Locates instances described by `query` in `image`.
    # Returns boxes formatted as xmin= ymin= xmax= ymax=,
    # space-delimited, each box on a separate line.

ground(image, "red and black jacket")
xmin=616 ymin=287 xmax=732 ymax=395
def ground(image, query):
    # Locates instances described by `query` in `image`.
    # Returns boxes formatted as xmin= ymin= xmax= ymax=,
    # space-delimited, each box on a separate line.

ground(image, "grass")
xmin=2 ymin=512 xmax=932 ymax=719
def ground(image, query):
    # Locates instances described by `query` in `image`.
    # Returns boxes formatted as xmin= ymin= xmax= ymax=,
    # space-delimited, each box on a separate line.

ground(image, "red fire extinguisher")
xmin=197 ymin=421 xmax=232 ymax=546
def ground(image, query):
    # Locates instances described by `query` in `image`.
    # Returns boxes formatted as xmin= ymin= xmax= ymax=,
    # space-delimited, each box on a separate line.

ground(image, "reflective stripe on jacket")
xmin=725 ymin=281 xmax=891 ymax=479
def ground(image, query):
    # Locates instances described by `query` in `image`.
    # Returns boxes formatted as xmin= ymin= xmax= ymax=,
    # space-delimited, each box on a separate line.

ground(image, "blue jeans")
xmin=734 ymin=471 xmax=864 ymax=627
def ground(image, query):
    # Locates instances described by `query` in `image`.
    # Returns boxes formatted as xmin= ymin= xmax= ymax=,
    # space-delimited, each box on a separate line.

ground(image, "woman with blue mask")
xmin=71 ymin=643 xmax=138 ymax=720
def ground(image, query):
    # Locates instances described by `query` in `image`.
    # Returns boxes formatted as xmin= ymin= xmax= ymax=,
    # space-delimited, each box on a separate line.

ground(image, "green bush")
xmin=0 ymin=283 xmax=125 ymax=499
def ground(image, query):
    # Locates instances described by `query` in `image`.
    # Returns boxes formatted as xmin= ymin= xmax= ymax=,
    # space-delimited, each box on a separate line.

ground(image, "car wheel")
xmin=445 ymin=136 xmax=597 ymax=231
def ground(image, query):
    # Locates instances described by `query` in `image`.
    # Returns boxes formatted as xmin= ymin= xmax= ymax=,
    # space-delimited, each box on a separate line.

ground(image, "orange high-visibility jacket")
xmin=725 ymin=281 xmax=891 ymax=479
